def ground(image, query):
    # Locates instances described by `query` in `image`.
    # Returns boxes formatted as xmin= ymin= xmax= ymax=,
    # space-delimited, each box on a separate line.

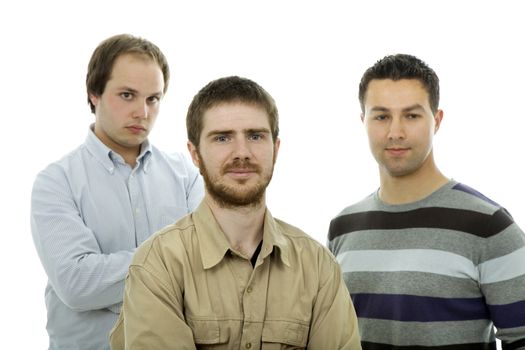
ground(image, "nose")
xmin=387 ymin=117 xmax=405 ymax=140
xmin=233 ymin=136 xmax=252 ymax=160
xmin=133 ymin=100 xmax=149 ymax=119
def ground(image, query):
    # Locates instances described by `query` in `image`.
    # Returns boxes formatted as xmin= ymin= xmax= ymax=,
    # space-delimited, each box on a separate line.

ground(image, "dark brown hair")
xmin=359 ymin=54 xmax=440 ymax=113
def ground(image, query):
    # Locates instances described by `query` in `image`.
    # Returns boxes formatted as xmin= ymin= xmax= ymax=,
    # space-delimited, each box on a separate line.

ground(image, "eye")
xmin=147 ymin=95 xmax=161 ymax=104
xmin=120 ymin=92 xmax=134 ymax=100
xmin=374 ymin=114 xmax=388 ymax=121
xmin=214 ymin=135 xmax=230 ymax=143
xmin=406 ymin=114 xmax=420 ymax=119
xmin=249 ymin=133 xmax=264 ymax=141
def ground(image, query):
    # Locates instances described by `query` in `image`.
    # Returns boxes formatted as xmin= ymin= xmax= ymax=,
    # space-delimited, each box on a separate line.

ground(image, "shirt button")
xmin=246 ymin=286 xmax=253 ymax=293
xmin=245 ymin=343 xmax=252 ymax=349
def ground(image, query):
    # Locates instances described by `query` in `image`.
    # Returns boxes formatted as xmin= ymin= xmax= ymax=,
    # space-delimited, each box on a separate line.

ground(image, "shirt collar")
xmin=84 ymin=124 xmax=152 ymax=173
xmin=193 ymin=201 xmax=291 ymax=270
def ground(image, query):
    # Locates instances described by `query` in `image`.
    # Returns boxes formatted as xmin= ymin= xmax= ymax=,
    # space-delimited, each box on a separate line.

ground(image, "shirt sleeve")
xmin=479 ymin=210 xmax=525 ymax=347
xmin=307 ymin=249 xmax=362 ymax=349
xmin=111 ymin=247 xmax=196 ymax=349
xmin=30 ymin=165 xmax=134 ymax=311
xmin=182 ymin=154 xmax=204 ymax=211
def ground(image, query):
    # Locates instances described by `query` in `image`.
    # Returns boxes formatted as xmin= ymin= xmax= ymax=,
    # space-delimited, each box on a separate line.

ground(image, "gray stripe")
xmin=357 ymin=317 xmax=494 ymax=346
xmin=331 ymin=229 xmax=484 ymax=262
xmin=344 ymin=271 xmax=482 ymax=298
xmin=482 ymin=274 xmax=525 ymax=304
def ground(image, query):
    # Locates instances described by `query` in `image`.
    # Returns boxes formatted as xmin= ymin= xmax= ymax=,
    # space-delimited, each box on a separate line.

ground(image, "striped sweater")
xmin=328 ymin=180 xmax=525 ymax=350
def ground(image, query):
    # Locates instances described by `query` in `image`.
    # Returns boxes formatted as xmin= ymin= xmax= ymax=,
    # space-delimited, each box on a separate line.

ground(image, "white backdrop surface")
xmin=1 ymin=1 xmax=523 ymax=348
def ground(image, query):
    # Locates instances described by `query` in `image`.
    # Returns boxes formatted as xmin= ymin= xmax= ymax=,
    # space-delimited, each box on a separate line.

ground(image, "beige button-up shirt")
xmin=110 ymin=202 xmax=361 ymax=349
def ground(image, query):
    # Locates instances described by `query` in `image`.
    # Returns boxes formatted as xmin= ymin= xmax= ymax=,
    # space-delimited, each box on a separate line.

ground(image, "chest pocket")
xmin=187 ymin=318 xmax=229 ymax=347
xmin=261 ymin=320 xmax=309 ymax=349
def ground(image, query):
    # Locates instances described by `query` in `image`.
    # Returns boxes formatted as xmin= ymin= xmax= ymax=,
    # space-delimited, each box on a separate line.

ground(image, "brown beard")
xmin=197 ymin=150 xmax=274 ymax=209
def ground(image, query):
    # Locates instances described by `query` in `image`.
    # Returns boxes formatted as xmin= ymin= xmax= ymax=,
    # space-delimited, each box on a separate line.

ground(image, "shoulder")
xmin=332 ymin=192 xmax=376 ymax=219
xmin=327 ymin=193 xmax=376 ymax=242
xmin=32 ymin=145 xmax=86 ymax=188
xmin=131 ymin=213 xmax=196 ymax=267
xmin=445 ymin=181 xmax=507 ymax=215
xmin=274 ymin=218 xmax=339 ymax=266
xmin=150 ymin=147 xmax=198 ymax=176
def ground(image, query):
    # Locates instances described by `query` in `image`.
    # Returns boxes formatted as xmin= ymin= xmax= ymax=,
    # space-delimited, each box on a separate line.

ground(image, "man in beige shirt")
xmin=110 ymin=76 xmax=361 ymax=349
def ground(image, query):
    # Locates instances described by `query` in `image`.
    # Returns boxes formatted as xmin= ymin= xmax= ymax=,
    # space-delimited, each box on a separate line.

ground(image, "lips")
xmin=126 ymin=125 xmax=147 ymax=133
xmin=385 ymin=147 xmax=409 ymax=156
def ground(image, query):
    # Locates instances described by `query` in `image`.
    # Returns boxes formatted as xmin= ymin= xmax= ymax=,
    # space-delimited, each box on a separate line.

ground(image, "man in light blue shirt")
xmin=30 ymin=34 xmax=204 ymax=350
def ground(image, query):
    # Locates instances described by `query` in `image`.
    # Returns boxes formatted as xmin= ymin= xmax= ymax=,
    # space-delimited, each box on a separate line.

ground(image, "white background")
xmin=1 ymin=0 xmax=523 ymax=348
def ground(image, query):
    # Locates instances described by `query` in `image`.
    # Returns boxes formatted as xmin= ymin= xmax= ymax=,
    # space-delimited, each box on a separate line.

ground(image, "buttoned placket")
xmin=228 ymin=249 xmax=271 ymax=350
xmin=112 ymin=154 xmax=149 ymax=248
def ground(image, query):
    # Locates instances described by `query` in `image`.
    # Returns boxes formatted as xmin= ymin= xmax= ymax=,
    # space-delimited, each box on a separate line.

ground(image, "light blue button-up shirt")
xmin=30 ymin=127 xmax=204 ymax=350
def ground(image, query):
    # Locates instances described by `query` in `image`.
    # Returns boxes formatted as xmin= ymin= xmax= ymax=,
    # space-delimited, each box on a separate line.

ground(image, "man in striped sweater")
xmin=328 ymin=54 xmax=525 ymax=349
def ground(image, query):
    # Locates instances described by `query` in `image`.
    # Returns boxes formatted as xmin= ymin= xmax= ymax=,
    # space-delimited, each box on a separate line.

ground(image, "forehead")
xmin=201 ymin=102 xmax=270 ymax=131
xmin=107 ymin=53 xmax=164 ymax=91
xmin=365 ymin=79 xmax=430 ymax=109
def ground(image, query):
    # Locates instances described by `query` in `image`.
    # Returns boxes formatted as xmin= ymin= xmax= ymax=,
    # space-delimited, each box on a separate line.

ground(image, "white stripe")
xmin=479 ymin=246 xmax=525 ymax=284
xmin=336 ymin=249 xmax=478 ymax=280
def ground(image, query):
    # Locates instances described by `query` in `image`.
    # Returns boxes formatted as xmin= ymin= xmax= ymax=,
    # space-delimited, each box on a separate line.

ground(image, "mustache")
xmin=222 ymin=159 xmax=261 ymax=173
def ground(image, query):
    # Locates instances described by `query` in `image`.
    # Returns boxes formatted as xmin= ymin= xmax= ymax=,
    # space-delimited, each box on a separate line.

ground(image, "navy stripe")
xmin=362 ymin=341 xmax=496 ymax=350
xmin=452 ymin=183 xmax=501 ymax=208
xmin=352 ymin=293 xmax=490 ymax=322
xmin=489 ymin=299 xmax=525 ymax=328
xmin=328 ymin=207 xmax=513 ymax=240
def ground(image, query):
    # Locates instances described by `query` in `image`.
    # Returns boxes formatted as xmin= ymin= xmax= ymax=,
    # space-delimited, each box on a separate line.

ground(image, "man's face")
xmin=188 ymin=102 xmax=280 ymax=208
xmin=362 ymin=79 xmax=443 ymax=178
xmin=89 ymin=53 xmax=164 ymax=156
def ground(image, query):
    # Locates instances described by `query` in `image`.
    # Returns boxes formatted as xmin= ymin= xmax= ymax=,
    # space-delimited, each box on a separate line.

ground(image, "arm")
xmin=479 ymin=214 xmax=525 ymax=349
xmin=117 ymin=258 xmax=196 ymax=349
xmin=307 ymin=250 xmax=361 ymax=349
xmin=183 ymin=154 xmax=204 ymax=211
xmin=30 ymin=166 xmax=133 ymax=311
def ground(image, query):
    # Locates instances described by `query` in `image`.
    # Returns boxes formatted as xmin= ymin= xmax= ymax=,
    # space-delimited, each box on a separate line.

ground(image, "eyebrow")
xmin=118 ymin=86 xmax=163 ymax=96
xmin=205 ymin=128 xmax=271 ymax=138
xmin=369 ymin=104 xmax=426 ymax=113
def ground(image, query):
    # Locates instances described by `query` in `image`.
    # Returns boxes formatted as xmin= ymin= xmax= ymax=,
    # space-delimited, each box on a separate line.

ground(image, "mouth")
xmin=126 ymin=125 xmax=147 ymax=134
xmin=226 ymin=168 xmax=257 ymax=177
xmin=385 ymin=147 xmax=410 ymax=156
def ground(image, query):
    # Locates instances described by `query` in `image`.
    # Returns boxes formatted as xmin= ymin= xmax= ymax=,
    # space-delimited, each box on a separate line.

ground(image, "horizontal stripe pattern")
xmin=479 ymin=246 xmax=525 ymax=284
xmin=489 ymin=299 xmax=525 ymax=328
xmin=361 ymin=340 xmax=496 ymax=350
xmin=329 ymin=207 xmax=513 ymax=240
xmin=328 ymin=181 xmax=525 ymax=346
xmin=343 ymin=271 xmax=482 ymax=298
xmin=357 ymin=317 xmax=495 ymax=347
xmin=337 ymin=249 xmax=478 ymax=280
xmin=352 ymin=293 xmax=490 ymax=322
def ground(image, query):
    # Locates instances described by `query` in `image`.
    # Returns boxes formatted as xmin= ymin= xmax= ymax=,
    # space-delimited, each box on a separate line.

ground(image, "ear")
xmin=433 ymin=109 xmax=444 ymax=134
xmin=89 ymin=93 xmax=99 ymax=109
xmin=273 ymin=138 xmax=281 ymax=163
xmin=187 ymin=141 xmax=201 ymax=168
xmin=360 ymin=113 xmax=365 ymax=124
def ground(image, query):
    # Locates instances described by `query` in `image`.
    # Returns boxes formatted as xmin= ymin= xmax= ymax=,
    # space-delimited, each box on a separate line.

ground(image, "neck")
xmin=379 ymin=153 xmax=449 ymax=205
xmin=205 ymin=194 xmax=266 ymax=258
xmin=93 ymin=126 xmax=140 ymax=167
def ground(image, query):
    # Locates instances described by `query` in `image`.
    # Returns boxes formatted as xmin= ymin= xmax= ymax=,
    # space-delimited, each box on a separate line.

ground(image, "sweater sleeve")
xmin=478 ymin=209 xmax=525 ymax=348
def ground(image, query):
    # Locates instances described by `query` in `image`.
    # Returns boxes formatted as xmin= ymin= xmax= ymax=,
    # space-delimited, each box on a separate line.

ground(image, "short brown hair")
xmin=186 ymin=76 xmax=279 ymax=147
xmin=86 ymin=34 xmax=170 ymax=113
